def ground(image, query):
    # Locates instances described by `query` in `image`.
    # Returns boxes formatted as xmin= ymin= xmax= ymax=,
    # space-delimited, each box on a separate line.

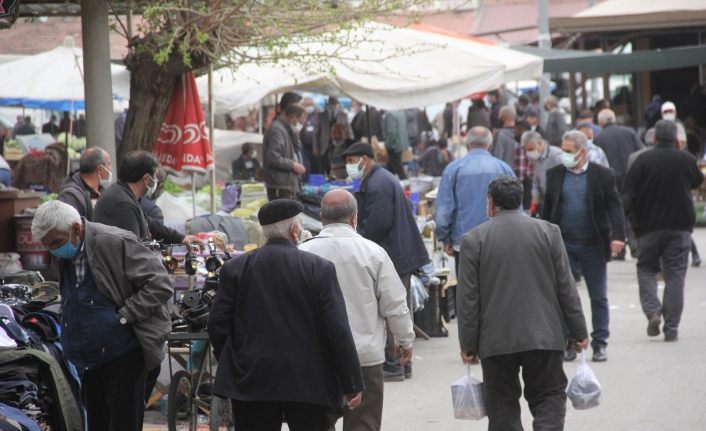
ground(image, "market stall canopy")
xmin=513 ymin=44 xmax=706 ymax=75
xmin=199 ymin=22 xmax=543 ymax=114
xmin=0 ymin=37 xmax=130 ymax=111
xmin=551 ymin=0 xmax=706 ymax=33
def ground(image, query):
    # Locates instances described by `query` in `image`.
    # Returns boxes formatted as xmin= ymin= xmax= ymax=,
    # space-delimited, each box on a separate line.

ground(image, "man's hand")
xmin=529 ymin=200 xmax=538 ymax=217
xmin=444 ymin=243 xmax=455 ymax=256
xmin=344 ymin=392 xmax=362 ymax=410
xmin=460 ymin=351 xmax=479 ymax=365
xmin=395 ymin=345 xmax=413 ymax=366
xmin=610 ymin=240 xmax=626 ymax=257
xmin=573 ymin=339 xmax=589 ymax=353
xmin=182 ymin=235 xmax=204 ymax=247
xmin=292 ymin=162 xmax=306 ymax=176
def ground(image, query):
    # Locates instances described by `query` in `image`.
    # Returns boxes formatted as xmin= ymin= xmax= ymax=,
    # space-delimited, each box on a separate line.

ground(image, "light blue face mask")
xmin=50 ymin=236 xmax=80 ymax=260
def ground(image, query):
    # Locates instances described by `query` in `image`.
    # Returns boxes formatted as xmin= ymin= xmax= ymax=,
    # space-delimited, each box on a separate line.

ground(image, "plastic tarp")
xmin=0 ymin=38 xmax=130 ymax=111
xmin=199 ymin=22 xmax=543 ymax=114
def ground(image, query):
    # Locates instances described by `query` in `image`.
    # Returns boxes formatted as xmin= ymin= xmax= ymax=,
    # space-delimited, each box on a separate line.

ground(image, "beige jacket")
xmin=300 ymin=224 xmax=414 ymax=367
xmin=85 ymin=222 xmax=173 ymax=369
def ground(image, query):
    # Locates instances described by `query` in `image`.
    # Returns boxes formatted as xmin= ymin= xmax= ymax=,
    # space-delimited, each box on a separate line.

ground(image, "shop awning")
xmin=551 ymin=0 xmax=706 ymax=33
xmin=512 ymin=44 xmax=706 ymax=75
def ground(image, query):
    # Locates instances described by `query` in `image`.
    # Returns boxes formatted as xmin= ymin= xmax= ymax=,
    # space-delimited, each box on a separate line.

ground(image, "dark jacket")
xmin=594 ymin=123 xmax=643 ymax=188
xmin=356 ymin=165 xmax=429 ymax=274
xmin=57 ymin=172 xmax=101 ymax=220
xmin=352 ymin=107 xmax=383 ymax=141
xmin=231 ymin=155 xmax=261 ymax=181
xmin=263 ymin=118 xmax=300 ymax=193
xmin=93 ymin=180 xmax=184 ymax=244
xmin=207 ymin=239 xmax=364 ymax=407
xmin=542 ymin=163 xmax=626 ymax=262
xmin=457 ymin=210 xmax=587 ymax=358
xmin=623 ymin=144 xmax=704 ymax=237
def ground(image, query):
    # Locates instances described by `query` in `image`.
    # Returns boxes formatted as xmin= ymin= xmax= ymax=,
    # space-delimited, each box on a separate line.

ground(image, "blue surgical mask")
xmin=50 ymin=236 xmax=80 ymax=260
xmin=560 ymin=151 xmax=578 ymax=169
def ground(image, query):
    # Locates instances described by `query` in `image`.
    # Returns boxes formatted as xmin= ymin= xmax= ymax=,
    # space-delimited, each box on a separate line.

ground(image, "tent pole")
xmin=365 ymin=104 xmax=372 ymax=144
xmin=208 ymin=64 xmax=216 ymax=214
xmin=191 ymin=172 xmax=196 ymax=218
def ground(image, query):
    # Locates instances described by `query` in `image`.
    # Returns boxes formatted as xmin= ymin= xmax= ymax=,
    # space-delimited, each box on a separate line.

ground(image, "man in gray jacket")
xmin=300 ymin=189 xmax=414 ymax=431
xmin=32 ymin=200 xmax=172 ymax=431
xmin=457 ymin=176 xmax=588 ymax=430
xmin=491 ymin=105 xmax=519 ymax=167
xmin=263 ymin=102 xmax=307 ymax=200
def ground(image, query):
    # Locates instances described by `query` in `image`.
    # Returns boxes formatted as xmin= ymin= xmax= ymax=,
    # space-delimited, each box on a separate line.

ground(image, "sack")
xmin=567 ymin=349 xmax=602 ymax=410
xmin=451 ymin=365 xmax=486 ymax=420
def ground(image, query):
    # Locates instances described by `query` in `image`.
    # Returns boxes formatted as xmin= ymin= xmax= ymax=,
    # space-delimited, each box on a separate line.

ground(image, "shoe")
xmin=383 ymin=367 xmax=404 ymax=382
xmin=564 ymin=348 xmax=577 ymax=362
xmin=404 ymin=363 xmax=412 ymax=379
xmin=692 ymin=257 xmax=701 ymax=267
xmin=647 ymin=314 xmax=661 ymax=337
xmin=592 ymin=346 xmax=607 ymax=362
xmin=664 ymin=331 xmax=679 ymax=342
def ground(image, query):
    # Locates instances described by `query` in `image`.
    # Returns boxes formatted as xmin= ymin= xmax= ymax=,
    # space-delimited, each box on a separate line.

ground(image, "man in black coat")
xmin=342 ymin=142 xmax=429 ymax=381
xmin=208 ymin=200 xmax=364 ymax=431
xmin=543 ymin=131 xmax=626 ymax=362
xmin=624 ymin=120 xmax=704 ymax=342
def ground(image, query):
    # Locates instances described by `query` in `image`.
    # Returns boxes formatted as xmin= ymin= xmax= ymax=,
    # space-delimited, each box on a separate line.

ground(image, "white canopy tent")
xmin=0 ymin=37 xmax=130 ymax=111
xmin=199 ymin=22 xmax=543 ymax=114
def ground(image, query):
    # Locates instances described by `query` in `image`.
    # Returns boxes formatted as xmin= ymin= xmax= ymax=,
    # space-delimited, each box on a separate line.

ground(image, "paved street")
xmin=147 ymin=228 xmax=706 ymax=431
xmin=372 ymin=228 xmax=706 ymax=431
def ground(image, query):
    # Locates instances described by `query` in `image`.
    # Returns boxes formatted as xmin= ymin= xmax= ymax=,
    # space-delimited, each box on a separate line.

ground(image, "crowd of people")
xmin=11 ymin=84 xmax=704 ymax=431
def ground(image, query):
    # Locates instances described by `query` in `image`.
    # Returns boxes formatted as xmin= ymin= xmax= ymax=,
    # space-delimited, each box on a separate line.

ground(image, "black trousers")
xmin=481 ymin=350 xmax=567 ymax=431
xmin=386 ymin=150 xmax=407 ymax=179
xmin=83 ymin=349 xmax=147 ymax=431
xmin=267 ymin=188 xmax=298 ymax=201
xmin=231 ymin=399 xmax=329 ymax=431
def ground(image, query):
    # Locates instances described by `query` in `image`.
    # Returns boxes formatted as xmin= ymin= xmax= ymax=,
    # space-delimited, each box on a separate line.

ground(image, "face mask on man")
xmin=305 ymin=106 xmax=315 ymax=114
xmin=251 ymin=151 xmax=257 ymax=158
xmin=146 ymin=175 xmax=158 ymax=199
xmin=346 ymin=158 xmax=364 ymax=179
xmin=662 ymin=113 xmax=676 ymax=121
xmin=50 ymin=230 xmax=81 ymax=260
xmin=526 ymin=150 xmax=541 ymax=161
xmin=98 ymin=165 xmax=112 ymax=189
xmin=293 ymin=122 xmax=303 ymax=134
xmin=560 ymin=151 xmax=579 ymax=169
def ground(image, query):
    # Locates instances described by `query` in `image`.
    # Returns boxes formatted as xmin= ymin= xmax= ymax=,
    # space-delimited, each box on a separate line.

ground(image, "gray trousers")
xmin=636 ymin=231 xmax=691 ymax=335
xmin=329 ymin=365 xmax=384 ymax=431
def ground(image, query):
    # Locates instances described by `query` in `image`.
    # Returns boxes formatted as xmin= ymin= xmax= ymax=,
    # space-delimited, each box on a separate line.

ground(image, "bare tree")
xmin=110 ymin=0 xmax=440 ymax=163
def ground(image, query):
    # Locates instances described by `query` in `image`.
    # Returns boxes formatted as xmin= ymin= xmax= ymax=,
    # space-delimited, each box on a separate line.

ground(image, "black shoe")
xmin=404 ymin=363 xmax=412 ymax=379
xmin=383 ymin=366 xmax=404 ymax=382
xmin=664 ymin=331 xmax=679 ymax=342
xmin=647 ymin=314 xmax=661 ymax=337
xmin=592 ymin=346 xmax=607 ymax=362
xmin=564 ymin=348 xmax=577 ymax=362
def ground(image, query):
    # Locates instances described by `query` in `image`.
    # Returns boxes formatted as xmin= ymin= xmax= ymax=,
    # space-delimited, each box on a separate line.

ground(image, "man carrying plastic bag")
xmin=456 ymin=176 xmax=589 ymax=430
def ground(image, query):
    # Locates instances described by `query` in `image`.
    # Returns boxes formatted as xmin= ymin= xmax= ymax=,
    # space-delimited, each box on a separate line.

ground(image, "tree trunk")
xmin=117 ymin=48 xmax=188 ymax=166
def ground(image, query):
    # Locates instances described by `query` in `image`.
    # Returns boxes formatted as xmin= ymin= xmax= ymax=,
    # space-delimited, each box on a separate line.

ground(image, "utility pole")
xmin=538 ymin=0 xmax=551 ymax=127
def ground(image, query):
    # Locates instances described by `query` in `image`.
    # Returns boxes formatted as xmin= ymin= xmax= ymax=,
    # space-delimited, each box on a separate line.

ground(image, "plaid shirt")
xmin=514 ymin=146 xmax=535 ymax=181
xmin=72 ymin=242 xmax=87 ymax=285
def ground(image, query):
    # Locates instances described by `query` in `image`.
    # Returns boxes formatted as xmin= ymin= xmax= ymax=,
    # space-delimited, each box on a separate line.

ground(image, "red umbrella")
xmin=154 ymin=71 xmax=214 ymax=175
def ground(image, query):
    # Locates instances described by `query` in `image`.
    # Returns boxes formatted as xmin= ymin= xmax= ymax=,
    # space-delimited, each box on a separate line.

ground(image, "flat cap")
xmin=258 ymin=199 xmax=303 ymax=226
xmin=342 ymin=142 xmax=374 ymax=158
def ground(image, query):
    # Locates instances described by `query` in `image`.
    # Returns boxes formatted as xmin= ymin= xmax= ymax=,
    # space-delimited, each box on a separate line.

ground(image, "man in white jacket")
xmin=300 ymin=189 xmax=415 ymax=431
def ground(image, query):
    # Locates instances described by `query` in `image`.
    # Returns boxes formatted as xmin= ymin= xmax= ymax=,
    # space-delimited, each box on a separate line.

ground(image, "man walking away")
xmin=300 ymin=189 xmax=414 ymax=431
xmin=623 ymin=120 xmax=704 ymax=342
xmin=491 ymin=105 xmax=519 ymax=167
xmin=458 ymin=176 xmax=588 ymax=431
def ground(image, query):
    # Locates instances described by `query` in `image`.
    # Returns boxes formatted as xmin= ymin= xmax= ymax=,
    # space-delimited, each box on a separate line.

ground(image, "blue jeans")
xmin=565 ymin=241 xmax=609 ymax=349
xmin=0 ymin=168 xmax=10 ymax=187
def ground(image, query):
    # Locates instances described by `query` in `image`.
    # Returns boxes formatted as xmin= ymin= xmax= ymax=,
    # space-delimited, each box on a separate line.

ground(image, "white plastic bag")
xmin=567 ymin=349 xmax=602 ymax=410
xmin=451 ymin=364 xmax=486 ymax=420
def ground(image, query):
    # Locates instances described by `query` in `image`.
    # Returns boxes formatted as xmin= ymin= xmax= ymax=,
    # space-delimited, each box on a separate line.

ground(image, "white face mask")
xmin=346 ymin=158 xmax=364 ymax=179
xmin=146 ymin=175 xmax=158 ymax=199
xmin=98 ymin=165 xmax=112 ymax=189
xmin=293 ymin=122 xmax=303 ymax=134
xmin=662 ymin=113 xmax=676 ymax=121
xmin=560 ymin=151 xmax=578 ymax=169
xmin=305 ymin=106 xmax=315 ymax=114
xmin=251 ymin=151 xmax=257 ymax=158
xmin=526 ymin=150 xmax=541 ymax=161
xmin=587 ymin=139 xmax=593 ymax=146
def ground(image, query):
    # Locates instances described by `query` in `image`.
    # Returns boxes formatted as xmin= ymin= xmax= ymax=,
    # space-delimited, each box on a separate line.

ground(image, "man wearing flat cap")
xmin=343 ymin=142 xmax=429 ymax=381
xmin=208 ymin=199 xmax=364 ymax=431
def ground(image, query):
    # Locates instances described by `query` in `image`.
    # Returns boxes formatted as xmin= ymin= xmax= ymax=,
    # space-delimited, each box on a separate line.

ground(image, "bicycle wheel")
xmin=168 ymin=370 xmax=194 ymax=431
xmin=209 ymin=396 xmax=235 ymax=431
